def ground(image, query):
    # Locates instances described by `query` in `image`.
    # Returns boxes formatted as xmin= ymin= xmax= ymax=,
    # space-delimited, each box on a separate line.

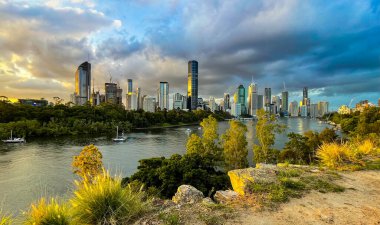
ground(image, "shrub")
xmin=24 ymin=198 xmax=71 ymax=225
xmin=317 ymin=139 xmax=380 ymax=170
xmin=72 ymin=144 xmax=103 ymax=180
xmin=124 ymin=153 xmax=230 ymax=199
xmin=0 ymin=212 xmax=13 ymax=225
xmin=70 ymin=170 xmax=151 ymax=225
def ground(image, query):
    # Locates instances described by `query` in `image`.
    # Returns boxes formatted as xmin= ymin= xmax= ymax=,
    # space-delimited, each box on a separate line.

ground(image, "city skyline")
xmin=0 ymin=0 xmax=379 ymax=110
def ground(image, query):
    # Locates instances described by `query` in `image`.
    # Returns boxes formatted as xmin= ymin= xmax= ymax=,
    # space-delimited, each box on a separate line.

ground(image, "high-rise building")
xmin=126 ymin=79 xmax=133 ymax=110
xmin=248 ymin=83 xmax=258 ymax=116
xmin=223 ymin=93 xmax=230 ymax=111
xmin=74 ymin=61 xmax=91 ymax=105
xmin=300 ymin=105 xmax=308 ymax=117
xmin=257 ymin=95 xmax=264 ymax=111
xmin=264 ymin=88 xmax=271 ymax=110
xmin=272 ymin=96 xmax=281 ymax=114
xmin=303 ymin=87 xmax=308 ymax=105
xmin=173 ymin=93 xmax=186 ymax=110
xmin=281 ymin=91 xmax=289 ymax=114
xmin=143 ymin=97 xmax=156 ymax=112
xmin=187 ymin=60 xmax=198 ymax=110
xmin=289 ymin=101 xmax=299 ymax=117
xmin=158 ymin=82 xmax=169 ymax=110
xmin=317 ymin=101 xmax=329 ymax=117
xmin=209 ymin=96 xmax=217 ymax=112
xmin=116 ymin=86 xmax=123 ymax=105
xmin=310 ymin=104 xmax=318 ymax=118
xmin=237 ymin=85 xmax=246 ymax=114
xmin=136 ymin=87 xmax=142 ymax=110
xmin=91 ymin=91 xmax=101 ymax=106
xmin=105 ymin=83 xmax=117 ymax=104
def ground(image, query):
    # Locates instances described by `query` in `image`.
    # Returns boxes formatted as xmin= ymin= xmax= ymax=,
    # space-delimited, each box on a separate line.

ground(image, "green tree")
xmin=253 ymin=109 xmax=285 ymax=163
xmin=304 ymin=130 xmax=321 ymax=161
xmin=186 ymin=134 xmax=205 ymax=155
xmin=200 ymin=115 xmax=221 ymax=158
xmin=279 ymin=133 xmax=311 ymax=164
xmin=221 ymin=120 xmax=248 ymax=170
xmin=319 ymin=128 xmax=338 ymax=143
xmin=72 ymin=144 xmax=103 ymax=180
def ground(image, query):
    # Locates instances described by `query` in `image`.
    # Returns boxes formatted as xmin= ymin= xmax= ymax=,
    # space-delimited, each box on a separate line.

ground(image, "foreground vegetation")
xmin=0 ymin=101 xmax=230 ymax=139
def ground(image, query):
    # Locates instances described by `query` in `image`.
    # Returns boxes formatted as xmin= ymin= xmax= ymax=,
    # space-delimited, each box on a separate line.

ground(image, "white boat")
xmin=2 ymin=130 xmax=25 ymax=143
xmin=113 ymin=126 xmax=126 ymax=142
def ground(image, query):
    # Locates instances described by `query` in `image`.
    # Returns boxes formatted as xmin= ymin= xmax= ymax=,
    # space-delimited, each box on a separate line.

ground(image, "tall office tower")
xmin=281 ymin=91 xmax=289 ymax=114
xmin=91 ymin=91 xmax=101 ymax=106
xmin=272 ymin=96 xmax=281 ymax=114
xmin=173 ymin=93 xmax=186 ymax=110
xmin=248 ymin=83 xmax=258 ymax=116
xmin=303 ymin=87 xmax=308 ymax=106
xmin=126 ymin=79 xmax=133 ymax=110
xmin=187 ymin=60 xmax=198 ymax=110
xmin=136 ymin=87 xmax=142 ymax=110
xmin=300 ymin=105 xmax=308 ymax=117
xmin=143 ymin=97 xmax=156 ymax=112
xmin=264 ymin=88 xmax=271 ymax=110
xmin=310 ymin=104 xmax=318 ymax=118
xmin=74 ymin=61 xmax=91 ymax=105
xmin=209 ymin=96 xmax=217 ymax=112
xmin=158 ymin=82 xmax=169 ymax=110
xmin=237 ymin=85 xmax=246 ymax=114
xmin=105 ymin=83 xmax=117 ymax=104
xmin=116 ymin=86 xmax=123 ymax=105
xmin=317 ymin=101 xmax=329 ymax=117
xmin=289 ymin=101 xmax=299 ymax=117
xmin=223 ymin=93 xmax=231 ymax=111
xmin=257 ymin=95 xmax=264 ymax=110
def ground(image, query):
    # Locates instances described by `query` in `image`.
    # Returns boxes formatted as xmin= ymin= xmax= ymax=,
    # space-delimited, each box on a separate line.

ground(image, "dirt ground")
xmin=229 ymin=170 xmax=380 ymax=225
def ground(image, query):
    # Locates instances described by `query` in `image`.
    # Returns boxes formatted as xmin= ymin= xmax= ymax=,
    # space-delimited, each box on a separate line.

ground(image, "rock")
xmin=310 ymin=169 xmax=321 ymax=173
xmin=172 ymin=185 xmax=204 ymax=204
xmin=255 ymin=163 xmax=279 ymax=170
xmin=214 ymin=190 xmax=238 ymax=204
xmin=228 ymin=166 xmax=278 ymax=196
xmin=202 ymin=197 xmax=216 ymax=206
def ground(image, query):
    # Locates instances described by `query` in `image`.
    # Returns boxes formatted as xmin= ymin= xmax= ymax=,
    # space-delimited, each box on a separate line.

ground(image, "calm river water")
xmin=0 ymin=118 xmax=330 ymax=213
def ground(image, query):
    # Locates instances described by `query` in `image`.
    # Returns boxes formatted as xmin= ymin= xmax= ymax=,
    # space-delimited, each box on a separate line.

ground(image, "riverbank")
xmin=134 ymin=122 xmax=200 ymax=130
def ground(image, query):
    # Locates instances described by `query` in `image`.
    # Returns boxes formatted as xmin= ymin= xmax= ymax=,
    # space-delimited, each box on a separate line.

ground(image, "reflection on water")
xmin=0 ymin=118 xmax=329 ymax=213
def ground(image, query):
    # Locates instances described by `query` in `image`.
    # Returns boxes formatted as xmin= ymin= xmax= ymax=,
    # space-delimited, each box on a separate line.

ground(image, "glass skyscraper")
xmin=187 ymin=60 xmax=198 ymax=110
xmin=74 ymin=61 xmax=91 ymax=105
xmin=237 ymin=85 xmax=246 ymax=114
xmin=158 ymin=81 xmax=169 ymax=110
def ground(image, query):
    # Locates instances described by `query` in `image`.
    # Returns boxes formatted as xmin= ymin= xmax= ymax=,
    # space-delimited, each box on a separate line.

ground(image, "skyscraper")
xmin=248 ymin=83 xmax=258 ymax=116
xmin=105 ymin=83 xmax=117 ymax=104
xmin=158 ymin=82 xmax=169 ymax=110
xmin=237 ymin=85 xmax=246 ymax=114
xmin=126 ymin=79 xmax=133 ymax=110
xmin=173 ymin=93 xmax=186 ymax=110
xmin=223 ymin=93 xmax=230 ymax=111
xmin=116 ymin=86 xmax=123 ymax=105
xmin=264 ymin=88 xmax=271 ymax=110
xmin=187 ymin=60 xmax=198 ymax=110
xmin=289 ymin=101 xmax=299 ymax=117
xmin=136 ymin=87 xmax=142 ymax=110
xmin=303 ymin=87 xmax=308 ymax=104
xmin=281 ymin=91 xmax=289 ymax=114
xmin=74 ymin=61 xmax=91 ymax=105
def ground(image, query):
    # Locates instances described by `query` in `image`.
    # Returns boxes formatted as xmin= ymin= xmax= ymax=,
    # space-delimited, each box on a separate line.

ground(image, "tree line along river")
xmin=0 ymin=118 xmax=331 ymax=213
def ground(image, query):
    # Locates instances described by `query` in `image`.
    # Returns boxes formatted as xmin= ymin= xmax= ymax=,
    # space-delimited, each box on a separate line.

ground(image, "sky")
xmin=0 ymin=0 xmax=379 ymax=110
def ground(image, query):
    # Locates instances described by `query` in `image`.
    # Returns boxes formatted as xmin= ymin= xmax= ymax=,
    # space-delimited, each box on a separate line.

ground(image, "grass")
xmin=317 ymin=139 xmax=380 ymax=171
xmin=23 ymin=198 xmax=71 ymax=225
xmin=159 ymin=212 xmax=180 ymax=225
xmin=70 ymin=170 xmax=152 ymax=225
xmin=247 ymin=169 xmax=345 ymax=207
xmin=0 ymin=211 xmax=13 ymax=225
xmin=198 ymin=214 xmax=223 ymax=225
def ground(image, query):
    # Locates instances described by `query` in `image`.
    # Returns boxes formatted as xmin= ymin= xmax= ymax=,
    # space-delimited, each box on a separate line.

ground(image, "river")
xmin=0 ymin=118 xmax=330 ymax=213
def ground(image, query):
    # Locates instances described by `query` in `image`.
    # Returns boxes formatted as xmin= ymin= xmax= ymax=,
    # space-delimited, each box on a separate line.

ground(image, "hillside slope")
xmin=230 ymin=171 xmax=380 ymax=225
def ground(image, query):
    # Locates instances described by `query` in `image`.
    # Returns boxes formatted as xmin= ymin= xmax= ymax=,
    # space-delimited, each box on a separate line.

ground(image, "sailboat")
xmin=113 ymin=126 xmax=126 ymax=142
xmin=2 ymin=130 xmax=25 ymax=143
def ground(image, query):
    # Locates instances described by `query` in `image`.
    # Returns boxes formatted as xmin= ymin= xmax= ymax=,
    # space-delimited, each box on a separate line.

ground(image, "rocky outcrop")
xmin=172 ymin=185 xmax=204 ymax=204
xmin=228 ymin=164 xmax=278 ymax=196
xmin=214 ymin=190 xmax=239 ymax=204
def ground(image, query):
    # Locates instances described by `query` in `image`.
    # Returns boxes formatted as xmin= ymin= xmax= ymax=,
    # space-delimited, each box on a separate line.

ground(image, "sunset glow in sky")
xmin=0 ymin=0 xmax=379 ymax=109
